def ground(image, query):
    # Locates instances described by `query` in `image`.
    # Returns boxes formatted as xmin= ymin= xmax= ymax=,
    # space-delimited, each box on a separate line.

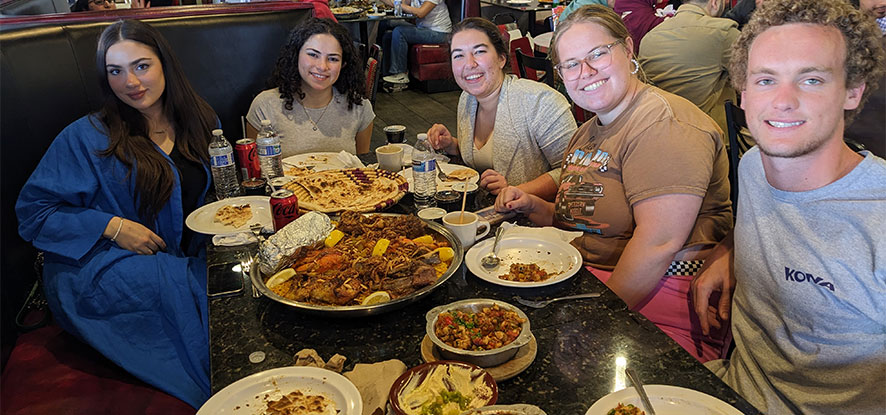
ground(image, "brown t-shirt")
xmin=554 ymin=84 xmax=732 ymax=269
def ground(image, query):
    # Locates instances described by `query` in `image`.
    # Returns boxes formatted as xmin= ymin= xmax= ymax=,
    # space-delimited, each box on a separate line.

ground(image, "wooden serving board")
xmin=420 ymin=334 xmax=537 ymax=381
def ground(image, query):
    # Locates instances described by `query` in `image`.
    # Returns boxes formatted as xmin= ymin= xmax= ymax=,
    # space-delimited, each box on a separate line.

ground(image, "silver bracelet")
xmin=110 ymin=217 xmax=124 ymax=242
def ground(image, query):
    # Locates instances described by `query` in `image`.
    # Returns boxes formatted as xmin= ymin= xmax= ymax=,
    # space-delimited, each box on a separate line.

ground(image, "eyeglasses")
xmin=554 ymin=40 xmax=623 ymax=81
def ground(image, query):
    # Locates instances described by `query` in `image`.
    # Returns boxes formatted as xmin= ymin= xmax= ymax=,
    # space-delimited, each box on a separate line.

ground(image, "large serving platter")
xmin=250 ymin=213 xmax=464 ymax=317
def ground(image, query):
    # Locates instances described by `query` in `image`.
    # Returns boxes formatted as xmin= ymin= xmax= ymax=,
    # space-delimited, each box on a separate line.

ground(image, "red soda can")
xmin=270 ymin=189 xmax=299 ymax=232
xmin=235 ymin=138 xmax=260 ymax=180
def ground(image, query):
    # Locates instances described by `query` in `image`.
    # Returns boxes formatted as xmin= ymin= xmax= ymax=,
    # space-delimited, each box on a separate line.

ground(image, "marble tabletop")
xmin=208 ymin=224 xmax=761 ymax=414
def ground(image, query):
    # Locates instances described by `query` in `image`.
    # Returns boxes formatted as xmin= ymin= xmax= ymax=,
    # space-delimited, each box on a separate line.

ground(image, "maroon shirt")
xmin=614 ymin=0 xmax=668 ymax=54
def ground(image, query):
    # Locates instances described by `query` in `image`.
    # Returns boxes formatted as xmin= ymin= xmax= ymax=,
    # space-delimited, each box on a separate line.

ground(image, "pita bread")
xmin=445 ymin=168 xmax=477 ymax=182
xmin=214 ymin=204 xmax=252 ymax=228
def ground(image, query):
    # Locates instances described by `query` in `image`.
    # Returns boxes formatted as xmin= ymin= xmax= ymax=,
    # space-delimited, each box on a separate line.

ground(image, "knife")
xmin=625 ymin=367 xmax=657 ymax=415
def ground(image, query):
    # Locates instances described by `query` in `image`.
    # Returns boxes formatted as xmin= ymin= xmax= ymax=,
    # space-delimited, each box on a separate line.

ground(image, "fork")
xmin=437 ymin=168 xmax=453 ymax=181
xmin=514 ymin=293 xmax=601 ymax=308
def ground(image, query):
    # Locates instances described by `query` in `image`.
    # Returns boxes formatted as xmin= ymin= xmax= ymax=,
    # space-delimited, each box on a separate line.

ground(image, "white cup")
xmin=442 ymin=211 xmax=490 ymax=248
xmin=375 ymin=144 xmax=404 ymax=172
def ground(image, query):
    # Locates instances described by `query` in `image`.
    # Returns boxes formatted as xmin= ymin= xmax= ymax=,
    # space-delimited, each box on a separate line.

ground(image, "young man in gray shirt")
xmin=691 ymin=0 xmax=886 ymax=413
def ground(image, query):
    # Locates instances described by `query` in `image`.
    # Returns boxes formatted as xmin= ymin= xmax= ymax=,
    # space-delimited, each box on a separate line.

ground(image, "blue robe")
xmin=16 ymin=115 xmax=211 ymax=408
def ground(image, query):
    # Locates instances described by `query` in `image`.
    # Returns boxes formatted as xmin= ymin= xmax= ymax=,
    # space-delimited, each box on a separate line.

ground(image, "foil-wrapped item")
xmin=258 ymin=211 xmax=333 ymax=275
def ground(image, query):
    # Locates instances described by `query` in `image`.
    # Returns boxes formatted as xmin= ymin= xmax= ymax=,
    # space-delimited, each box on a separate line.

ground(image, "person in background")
xmin=724 ymin=0 xmax=762 ymax=28
xmin=16 ymin=19 xmax=218 ymax=408
xmin=379 ymin=0 xmax=452 ymax=87
xmin=560 ymin=0 xmax=616 ymax=21
xmin=613 ymin=0 xmax=670 ymax=54
xmin=427 ymin=18 xmax=576 ymax=196
xmin=639 ymin=0 xmax=739 ymax=134
xmin=846 ymin=0 xmax=886 ymax=157
xmin=495 ymin=5 xmax=733 ymax=362
xmin=691 ymin=0 xmax=886 ymax=413
xmin=247 ymin=18 xmax=374 ymax=156
xmin=71 ymin=0 xmax=148 ymax=12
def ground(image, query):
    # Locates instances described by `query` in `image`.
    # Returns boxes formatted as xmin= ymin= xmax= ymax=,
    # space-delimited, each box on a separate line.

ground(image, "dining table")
xmin=207 ymin=155 xmax=762 ymax=414
xmin=480 ymin=0 xmax=568 ymax=36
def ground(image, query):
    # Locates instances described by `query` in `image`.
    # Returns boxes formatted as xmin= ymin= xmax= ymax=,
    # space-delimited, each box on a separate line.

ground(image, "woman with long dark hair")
xmin=16 ymin=19 xmax=217 ymax=408
xmin=246 ymin=17 xmax=374 ymax=156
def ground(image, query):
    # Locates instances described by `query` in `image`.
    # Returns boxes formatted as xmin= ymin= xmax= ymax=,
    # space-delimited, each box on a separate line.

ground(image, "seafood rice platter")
xmin=250 ymin=211 xmax=464 ymax=317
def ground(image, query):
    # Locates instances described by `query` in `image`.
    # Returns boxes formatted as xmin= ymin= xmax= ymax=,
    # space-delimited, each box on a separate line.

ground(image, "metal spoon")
xmin=480 ymin=226 xmax=505 ymax=269
xmin=625 ymin=367 xmax=657 ymax=415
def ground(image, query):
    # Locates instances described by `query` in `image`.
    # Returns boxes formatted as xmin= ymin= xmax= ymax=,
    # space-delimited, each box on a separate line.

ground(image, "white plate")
xmin=585 ymin=385 xmax=742 ymax=415
xmin=465 ymin=235 xmax=582 ymax=287
xmin=507 ymin=0 xmax=531 ymax=3
xmin=283 ymin=152 xmax=348 ymax=172
xmin=367 ymin=11 xmax=386 ymax=18
xmin=398 ymin=162 xmax=480 ymax=192
xmin=198 ymin=366 xmax=363 ymax=415
xmin=185 ymin=196 xmax=271 ymax=235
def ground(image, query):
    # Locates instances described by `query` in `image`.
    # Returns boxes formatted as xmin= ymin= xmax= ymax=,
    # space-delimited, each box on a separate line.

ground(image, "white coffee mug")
xmin=375 ymin=144 xmax=404 ymax=172
xmin=442 ymin=211 xmax=490 ymax=248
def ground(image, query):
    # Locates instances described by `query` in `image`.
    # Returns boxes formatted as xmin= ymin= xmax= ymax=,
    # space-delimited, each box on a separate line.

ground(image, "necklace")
xmin=301 ymin=99 xmax=331 ymax=131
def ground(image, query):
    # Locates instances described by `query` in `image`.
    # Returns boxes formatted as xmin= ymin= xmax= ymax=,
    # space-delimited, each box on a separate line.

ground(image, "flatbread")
xmin=285 ymin=170 xmax=403 ymax=212
xmin=284 ymin=165 xmax=314 ymax=177
xmin=214 ymin=204 xmax=252 ymax=228
xmin=264 ymin=390 xmax=335 ymax=415
xmin=445 ymin=168 xmax=477 ymax=182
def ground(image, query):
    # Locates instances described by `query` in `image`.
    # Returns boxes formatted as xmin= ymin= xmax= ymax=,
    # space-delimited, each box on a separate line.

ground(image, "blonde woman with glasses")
xmin=495 ymin=4 xmax=734 ymax=362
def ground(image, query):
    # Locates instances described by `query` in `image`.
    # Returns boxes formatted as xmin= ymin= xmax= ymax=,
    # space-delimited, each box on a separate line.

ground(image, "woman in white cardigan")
xmin=427 ymin=17 xmax=577 ymax=197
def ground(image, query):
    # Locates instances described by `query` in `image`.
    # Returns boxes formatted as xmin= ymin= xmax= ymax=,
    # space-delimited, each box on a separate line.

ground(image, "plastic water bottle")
xmin=412 ymin=133 xmax=437 ymax=209
xmin=209 ymin=129 xmax=242 ymax=200
xmin=256 ymin=119 xmax=283 ymax=179
xmin=394 ymin=0 xmax=403 ymax=17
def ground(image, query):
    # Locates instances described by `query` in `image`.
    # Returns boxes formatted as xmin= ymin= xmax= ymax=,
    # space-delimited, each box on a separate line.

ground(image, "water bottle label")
xmin=412 ymin=159 xmax=436 ymax=173
xmin=211 ymin=153 xmax=234 ymax=167
xmin=258 ymin=144 xmax=282 ymax=157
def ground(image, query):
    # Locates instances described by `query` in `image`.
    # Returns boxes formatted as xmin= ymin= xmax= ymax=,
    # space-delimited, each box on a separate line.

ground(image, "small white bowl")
xmin=417 ymin=207 xmax=446 ymax=221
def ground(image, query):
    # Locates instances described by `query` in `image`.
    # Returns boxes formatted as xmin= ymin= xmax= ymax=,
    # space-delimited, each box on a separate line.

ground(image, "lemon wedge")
xmin=266 ymin=268 xmax=296 ymax=289
xmin=372 ymin=238 xmax=390 ymax=256
xmin=412 ymin=235 xmax=434 ymax=245
xmin=361 ymin=291 xmax=391 ymax=305
xmin=434 ymin=247 xmax=455 ymax=263
xmin=325 ymin=230 xmax=345 ymax=248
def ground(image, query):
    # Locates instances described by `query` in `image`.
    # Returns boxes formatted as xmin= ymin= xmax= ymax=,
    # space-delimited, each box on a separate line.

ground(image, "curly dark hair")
xmin=729 ymin=0 xmax=885 ymax=122
xmin=268 ymin=18 xmax=365 ymax=111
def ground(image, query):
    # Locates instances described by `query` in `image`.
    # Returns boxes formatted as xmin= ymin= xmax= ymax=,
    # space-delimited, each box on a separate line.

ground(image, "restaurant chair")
xmin=366 ymin=50 xmax=382 ymax=105
xmin=406 ymin=0 xmax=463 ymax=92
xmin=724 ymin=99 xmax=754 ymax=212
xmin=515 ymin=49 xmax=554 ymax=87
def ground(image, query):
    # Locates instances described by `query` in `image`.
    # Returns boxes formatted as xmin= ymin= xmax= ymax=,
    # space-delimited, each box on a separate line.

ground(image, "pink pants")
xmin=589 ymin=266 xmax=731 ymax=362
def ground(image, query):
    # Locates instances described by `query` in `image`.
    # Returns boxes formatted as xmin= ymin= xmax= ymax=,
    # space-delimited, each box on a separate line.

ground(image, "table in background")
xmin=338 ymin=14 xmax=410 ymax=58
xmin=207 ymin=205 xmax=761 ymax=414
xmin=481 ymin=0 xmax=567 ymax=36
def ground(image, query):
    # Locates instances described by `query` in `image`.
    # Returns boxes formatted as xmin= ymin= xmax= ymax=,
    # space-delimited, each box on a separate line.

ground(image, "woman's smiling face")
xmin=556 ymin=22 xmax=636 ymax=123
xmin=298 ymin=33 xmax=343 ymax=94
xmin=450 ymin=29 xmax=507 ymax=100
xmin=105 ymin=40 xmax=166 ymax=116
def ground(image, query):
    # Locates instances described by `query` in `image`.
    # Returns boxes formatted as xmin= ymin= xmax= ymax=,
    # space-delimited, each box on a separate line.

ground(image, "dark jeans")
xmin=382 ymin=20 xmax=449 ymax=75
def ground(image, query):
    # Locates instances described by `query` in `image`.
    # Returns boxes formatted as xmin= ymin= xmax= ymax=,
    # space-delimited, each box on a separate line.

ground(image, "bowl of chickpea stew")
xmin=426 ymin=299 xmax=532 ymax=367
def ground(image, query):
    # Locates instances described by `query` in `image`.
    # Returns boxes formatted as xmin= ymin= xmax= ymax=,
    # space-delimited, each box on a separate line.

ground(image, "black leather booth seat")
xmin=0 ymin=2 xmax=314 ymax=368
